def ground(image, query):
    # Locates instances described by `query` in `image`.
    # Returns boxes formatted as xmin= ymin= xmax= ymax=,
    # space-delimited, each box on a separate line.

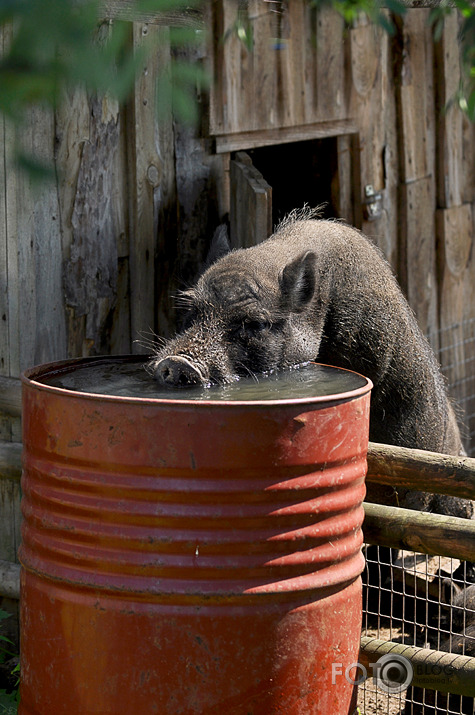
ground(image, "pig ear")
xmin=205 ymin=224 xmax=231 ymax=268
xmin=279 ymin=251 xmax=317 ymax=311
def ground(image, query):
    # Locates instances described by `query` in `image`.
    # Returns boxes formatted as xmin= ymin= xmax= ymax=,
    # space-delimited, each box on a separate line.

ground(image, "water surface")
xmin=38 ymin=359 xmax=369 ymax=402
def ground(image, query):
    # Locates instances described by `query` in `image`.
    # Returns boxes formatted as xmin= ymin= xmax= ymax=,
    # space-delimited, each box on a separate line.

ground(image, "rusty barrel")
xmin=19 ymin=356 xmax=372 ymax=715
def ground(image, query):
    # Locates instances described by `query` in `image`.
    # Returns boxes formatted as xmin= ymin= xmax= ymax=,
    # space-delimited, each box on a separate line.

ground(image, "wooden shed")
xmin=0 ymin=0 xmax=474 ymax=633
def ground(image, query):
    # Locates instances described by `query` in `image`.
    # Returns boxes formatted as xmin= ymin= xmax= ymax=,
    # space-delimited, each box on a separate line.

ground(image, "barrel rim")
xmin=21 ymin=355 xmax=373 ymax=407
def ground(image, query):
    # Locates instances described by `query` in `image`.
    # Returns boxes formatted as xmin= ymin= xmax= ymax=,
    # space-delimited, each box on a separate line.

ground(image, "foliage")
xmin=0 ymin=610 xmax=19 ymax=713
xmin=0 ymin=0 xmax=206 ymax=172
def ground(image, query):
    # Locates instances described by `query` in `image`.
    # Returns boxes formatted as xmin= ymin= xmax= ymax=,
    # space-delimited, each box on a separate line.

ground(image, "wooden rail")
xmin=363 ymin=502 xmax=475 ymax=561
xmin=366 ymin=442 xmax=475 ymax=500
xmin=360 ymin=636 xmax=475 ymax=697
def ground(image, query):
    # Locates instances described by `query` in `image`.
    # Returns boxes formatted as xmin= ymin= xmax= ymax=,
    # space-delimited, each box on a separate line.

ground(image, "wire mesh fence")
xmin=359 ymin=545 xmax=475 ymax=715
xmin=437 ymin=317 xmax=475 ymax=458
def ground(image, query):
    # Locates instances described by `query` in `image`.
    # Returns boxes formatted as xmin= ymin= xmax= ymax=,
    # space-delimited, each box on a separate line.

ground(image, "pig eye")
xmin=243 ymin=318 xmax=270 ymax=334
xmin=181 ymin=306 xmax=198 ymax=329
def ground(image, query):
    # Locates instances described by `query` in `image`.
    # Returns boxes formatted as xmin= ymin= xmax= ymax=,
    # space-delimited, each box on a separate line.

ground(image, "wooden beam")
xmin=360 ymin=636 xmax=475 ymax=697
xmin=213 ymin=120 xmax=358 ymax=154
xmin=101 ymin=1 xmax=204 ymax=26
xmin=366 ymin=442 xmax=475 ymax=500
xmin=363 ymin=502 xmax=475 ymax=561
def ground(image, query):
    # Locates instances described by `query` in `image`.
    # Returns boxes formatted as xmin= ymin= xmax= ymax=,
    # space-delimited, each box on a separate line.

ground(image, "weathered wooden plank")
xmin=434 ymin=12 xmax=463 ymax=209
xmin=275 ymin=1 xmax=304 ymax=127
xmin=400 ymin=177 xmax=438 ymax=344
xmin=366 ymin=441 xmax=475 ymax=500
xmin=0 ymin=442 xmax=22 ymax=481
xmin=212 ymin=0 xmax=254 ymax=136
xmin=461 ymin=114 xmax=475 ymax=206
xmin=350 ymin=14 xmax=398 ymax=267
xmin=360 ymin=637 xmax=475 ymax=698
xmin=102 ymin=1 xmax=204 ymax=26
xmin=230 ymin=152 xmax=272 ymax=249
xmin=127 ymin=22 xmax=164 ymax=350
xmin=315 ymin=6 xmax=346 ymax=121
xmin=0 ymin=376 xmax=21 ymax=418
xmin=22 ymin=106 xmax=67 ymax=367
xmin=396 ymin=10 xmax=436 ymax=184
xmin=1 ymin=25 xmax=19 ymax=387
xmin=154 ymin=27 xmax=179 ymax=339
xmin=61 ymin=94 xmax=121 ymax=356
xmin=394 ymin=12 xmax=439 ymax=345
xmin=363 ymin=502 xmax=475 ymax=562
xmin=0 ymin=478 xmax=21 ymax=564
xmin=213 ymin=119 xmax=358 ymax=153
xmin=252 ymin=0 xmax=279 ymax=129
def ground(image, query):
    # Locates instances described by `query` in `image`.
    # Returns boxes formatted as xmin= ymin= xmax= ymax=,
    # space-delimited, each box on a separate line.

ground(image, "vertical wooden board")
xmin=461 ymin=115 xmax=475 ymax=206
xmin=396 ymin=10 xmax=436 ymax=185
xmin=0 ymin=478 xmax=21 ymax=564
xmin=155 ymin=28 xmax=179 ymax=340
xmin=24 ymin=106 xmax=67 ymax=368
xmin=350 ymin=16 xmax=398 ymax=269
xmin=211 ymin=0 xmax=254 ymax=135
xmin=315 ymin=6 xmax=346 ymax=121
xmin=2 ymin=101 xmax=67 ymax=375
xmin=401 ymin=177 xmax=438 ymax=349
xmin=128 ymin=22 xmax=164 ymax=350
xmin=275 ymin=1 xmax=305 ymax=127
xmin=207 ymin=0 xmax=225 ymax=135
xmin=395 ymin=10 xmax=438 ymax=343
xmin=303 ymin=4 xmax=318 ymax=120
xmin=230 ymin=152 xmax=272 ymax=249
xmin=434 ymin=13 xmax=463 ymax=209
xmin=335 ymin=134 xmax=361 ymax=227
xmin=62 ymin=94 xmax=122 ymax=356
xmin=252 ymin=0 xmax=279 ymax=129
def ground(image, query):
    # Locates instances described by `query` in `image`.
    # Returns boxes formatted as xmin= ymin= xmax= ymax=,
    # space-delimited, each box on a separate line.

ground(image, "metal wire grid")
xmin=437 ymin=317 xmax=475 ymax=458
xmin=357 ymin=321 xmax=475 ymax=713
xmin=359 ymin=546 xmax=475 ymax=715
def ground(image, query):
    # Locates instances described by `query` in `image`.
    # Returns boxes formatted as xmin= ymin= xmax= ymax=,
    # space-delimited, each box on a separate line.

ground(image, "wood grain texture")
xmin=0 ymin=377 xmax=21 ymax=418
xmin=367 ymin=441 xmax=475 ymax=500
xmin=209 ymin=0 xmax=349 ymax=136
xmin=350 ymin=15 xmax=398 ymax=267
xmin=434 ymin=12 xmax=463 ymax=209
xmin=363 ymin=502 xmax=475 ymax=562
xmin=128 ymin=23 xmax=163 ymax=350
xmin=230 ymin=152 xmax=272 ymax=249
xmin=395 ymin=11 xmax=438 ymax=347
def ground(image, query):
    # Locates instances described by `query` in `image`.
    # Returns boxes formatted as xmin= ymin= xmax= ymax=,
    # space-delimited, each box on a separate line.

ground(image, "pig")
xmin=150 ymin=212 xmax=472 ymax=517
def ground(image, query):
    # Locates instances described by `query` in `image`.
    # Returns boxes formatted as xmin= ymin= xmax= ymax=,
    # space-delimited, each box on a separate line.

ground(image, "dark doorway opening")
xmin=245 ymin=137 xmax=340 ymax=228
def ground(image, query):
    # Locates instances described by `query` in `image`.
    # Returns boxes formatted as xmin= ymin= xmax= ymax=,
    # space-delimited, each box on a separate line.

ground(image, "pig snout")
xmin=154 ymin=356 xmax=206 ymax=387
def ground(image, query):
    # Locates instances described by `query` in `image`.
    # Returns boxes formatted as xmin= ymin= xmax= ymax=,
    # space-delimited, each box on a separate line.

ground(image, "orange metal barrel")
xmin=19 ymin=356 xmax=372 ymax=715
